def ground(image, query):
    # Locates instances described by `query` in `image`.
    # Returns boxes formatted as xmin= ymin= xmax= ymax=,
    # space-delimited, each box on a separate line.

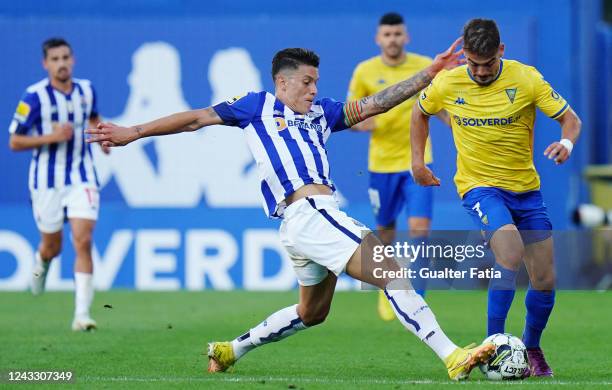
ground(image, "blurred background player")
xmin=8 ymin=38 xmax=108 ymax=331
xmin=86 ymin=43 xmax=497 ymax=380
xmin=347 ymin=12 xmax=450 ymax=320
xmin=411 ymin=19 xmax=582 ymax=377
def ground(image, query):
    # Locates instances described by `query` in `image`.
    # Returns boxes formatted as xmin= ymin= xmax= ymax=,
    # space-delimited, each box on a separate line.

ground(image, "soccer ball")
xmin=479 ymin=333 xmax=528 ymax=380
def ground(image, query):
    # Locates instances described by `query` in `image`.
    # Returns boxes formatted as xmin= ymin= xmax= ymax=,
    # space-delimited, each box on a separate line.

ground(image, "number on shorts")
xmin=368 ymin=188 xmax=381 ymax=216
xmin=472 ymin=201 xmax=483 ymax=218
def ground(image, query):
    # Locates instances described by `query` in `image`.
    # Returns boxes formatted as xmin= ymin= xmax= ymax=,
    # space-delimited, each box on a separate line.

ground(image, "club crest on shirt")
xmin=505 ymin=88 xmax=517 ymax=103
xmin=306 ymin=111 xmax=323 ymax=119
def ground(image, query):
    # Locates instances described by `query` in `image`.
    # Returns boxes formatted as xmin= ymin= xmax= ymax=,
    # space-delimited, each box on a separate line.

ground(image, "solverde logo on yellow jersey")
xmin=453 ymin=114 xmax=522 ymax=127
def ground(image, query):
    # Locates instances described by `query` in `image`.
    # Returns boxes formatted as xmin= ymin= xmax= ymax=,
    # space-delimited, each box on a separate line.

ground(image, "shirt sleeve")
xmin=347 ymin=64 xmax=368 ymax=101
xmin=417 ymin=72 xmax=446 ymax=116
xmin=529 ymin=67 xmax=569 ymax=119
xmin=319 ymin=97 xmax=347 ymax=132
xmin=212 ymin=92 xmax=260 ymax=128
xmin=8 ymin=91 xmax=40 ymax=135
xmin=90 ymin=84 xmax=99 ymax=118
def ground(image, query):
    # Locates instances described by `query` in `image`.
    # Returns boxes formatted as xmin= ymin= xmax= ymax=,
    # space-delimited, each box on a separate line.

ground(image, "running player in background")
xmin=87 ymin=40 xmax=496 ymax=380
xmin=8 ymin=38 xmax=108 ymax=331
xmin=411 ymin=19 xmax=582 ymax=377
xmin=348 ymin=12 xmax=450 ymax=320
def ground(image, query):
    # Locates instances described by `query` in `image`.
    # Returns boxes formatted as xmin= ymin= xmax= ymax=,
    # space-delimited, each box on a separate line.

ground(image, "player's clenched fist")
xmin=51 ymin=122 xmax=74 ymax=142
xmin=543 ymin=140 xmax=572 ymax=165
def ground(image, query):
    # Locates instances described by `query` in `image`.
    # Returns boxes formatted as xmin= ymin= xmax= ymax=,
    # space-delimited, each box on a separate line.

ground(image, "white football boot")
xmin=71 ymin=316 xmax=97 ymax=332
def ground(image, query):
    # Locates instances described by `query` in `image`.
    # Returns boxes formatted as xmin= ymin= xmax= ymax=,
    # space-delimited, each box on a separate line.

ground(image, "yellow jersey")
xmin=418 ymin=59 xmax=569 ymax=198
xmin=348 ymin=53 xmax=434 ymax=173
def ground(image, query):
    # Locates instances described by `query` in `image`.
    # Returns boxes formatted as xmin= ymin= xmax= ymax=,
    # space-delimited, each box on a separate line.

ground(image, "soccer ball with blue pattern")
xmin=479 ymin=333 xmax=528 ymax=380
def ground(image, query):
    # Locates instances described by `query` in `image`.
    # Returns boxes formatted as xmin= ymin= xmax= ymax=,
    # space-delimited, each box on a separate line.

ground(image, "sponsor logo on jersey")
xmin=274 ymin=117 xmax=287 ymax=131
xmin=287 ymin=119 xmax=323 ymax=132
xmin=453 ymin=114 xmax=521 ymax=127
xmin=551 ymin=90 xmax=560 ymax=100
xmin=454 ymin=97 xmax=466 ymax=105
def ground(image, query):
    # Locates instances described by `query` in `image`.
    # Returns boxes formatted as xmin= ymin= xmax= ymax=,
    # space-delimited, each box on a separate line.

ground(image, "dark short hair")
xmin=271 ymin=48 xmax=320 ymax=80
xmin=379 ymin=12 xmax=404 ymax=26
xmin=463 ymin=19 xmax=500 ymax=58
xmin=42 ymin=37 xmax=72 ymax=58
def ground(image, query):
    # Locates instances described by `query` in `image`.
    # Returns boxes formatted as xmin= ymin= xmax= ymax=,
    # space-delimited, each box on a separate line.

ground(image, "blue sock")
xmin=409 ymin=236 xmax=429 ymax=298
xmin=487 ymin=263 xmax=517 ymax=336
xmin=523 ymin=287 xmax=555 ymax=348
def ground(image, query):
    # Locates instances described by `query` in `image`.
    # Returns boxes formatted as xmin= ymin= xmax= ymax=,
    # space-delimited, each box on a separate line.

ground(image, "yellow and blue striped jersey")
xmin=418 ymin=59 xmax=569 ymax=198
xmin=348 ymin=53 xmax=433 ymax=173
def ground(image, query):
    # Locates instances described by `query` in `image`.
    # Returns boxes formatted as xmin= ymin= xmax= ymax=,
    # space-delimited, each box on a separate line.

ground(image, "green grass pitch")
xmin=0 ymin=290 xmax=610 ymax=389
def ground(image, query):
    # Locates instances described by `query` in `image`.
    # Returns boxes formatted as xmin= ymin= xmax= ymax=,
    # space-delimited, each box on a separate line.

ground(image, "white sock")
xmin=35 ymin=251 xmax=52 ymax=271
xmin=231 ymin=304 xmax=307 ymax=360
xmin=74 ymin=272 xmax=94 ymax=318
xmin=384 ymin=287 xmax=457 ymax=360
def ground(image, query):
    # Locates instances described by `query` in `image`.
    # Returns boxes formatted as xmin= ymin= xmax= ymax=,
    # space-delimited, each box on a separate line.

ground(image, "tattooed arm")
xmin=85 ymin=107 xmax=223 ymax=147
xmin=343 ymin=38 xmax=464 ymax=127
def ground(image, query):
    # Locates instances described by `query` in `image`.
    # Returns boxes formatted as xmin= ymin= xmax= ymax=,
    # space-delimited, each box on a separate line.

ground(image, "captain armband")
xmin=343 ymin=100 xmax=366 ymax=127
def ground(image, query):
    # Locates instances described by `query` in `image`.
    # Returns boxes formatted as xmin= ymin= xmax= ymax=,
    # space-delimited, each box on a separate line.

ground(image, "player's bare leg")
xmin=522 ymin=237 xmax=555 ymax=377
xmin=32 ymin=230 xmax=62 ymax=295
xmin=376 ymin=222 xmax=397 ymax=321
xmin=208 ymin=273 xmax=337 ymax=373
xmin=487 ymin=224 xmax=524 ymax=335
xmin=345 ymin=232 xmax=494 ymax=380
xmin=69 ymin=218 xmax=97 ymax=331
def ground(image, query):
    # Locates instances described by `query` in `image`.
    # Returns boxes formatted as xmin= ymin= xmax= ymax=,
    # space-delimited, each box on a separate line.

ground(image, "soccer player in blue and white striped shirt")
xmin=87 ymin=40 xmax=495 ymax=380
xmin=9 ymin=38 xmax=108 ymax=331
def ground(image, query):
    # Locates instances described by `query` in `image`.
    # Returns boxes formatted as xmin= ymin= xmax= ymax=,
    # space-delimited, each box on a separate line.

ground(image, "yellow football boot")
xmin=207 ymin=342 xmax=236 ymax=373
xmin=445 ymin=343 xmax=495 ymax=380
xmin=378 ymin=290 xmax=396 ymax=321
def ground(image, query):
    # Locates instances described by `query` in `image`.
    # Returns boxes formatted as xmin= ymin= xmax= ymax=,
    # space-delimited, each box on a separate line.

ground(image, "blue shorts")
xmin=461 ymin=187 xmax=552 ymax=244
xmin=368 ymin=169 xmax=433 ymax=227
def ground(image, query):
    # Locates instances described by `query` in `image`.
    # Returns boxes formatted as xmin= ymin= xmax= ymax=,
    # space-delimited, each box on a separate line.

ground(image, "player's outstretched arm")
xmin=85 ymin=107 xmax=223 ymax=147
xmin=544 ymin=108 xmax=582 ymax=165
xmin=410 ymin=103 xmax=440 ymax=186
xmin=342 ymin=38 xmax=464 ymax=127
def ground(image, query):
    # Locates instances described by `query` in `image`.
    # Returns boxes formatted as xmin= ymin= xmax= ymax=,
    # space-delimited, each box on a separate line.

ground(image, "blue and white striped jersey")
xmin=9 ymin=78 xmax=100 ymax=191
xmin=213 ymin=91 xmax=348 ymax=218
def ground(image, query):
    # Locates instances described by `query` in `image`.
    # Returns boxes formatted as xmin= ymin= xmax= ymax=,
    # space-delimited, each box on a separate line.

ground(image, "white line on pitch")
xmin=81 ymin=376 xmax=612 ymax=386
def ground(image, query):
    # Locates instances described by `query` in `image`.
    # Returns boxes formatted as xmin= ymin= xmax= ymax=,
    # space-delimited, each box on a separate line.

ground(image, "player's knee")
xmin=39 ymin=241 xmax=61 ymax=259
xmin=73 ymin=232 xmax=93 ymax=252
xmin=530 ymin=272 xmax=555 ymax=291
xmin=499 ymin=246 xmax=524 ymax=267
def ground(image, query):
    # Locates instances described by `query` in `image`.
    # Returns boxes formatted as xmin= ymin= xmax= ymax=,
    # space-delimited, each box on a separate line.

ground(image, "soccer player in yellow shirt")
xmin=348 ymin=12 xmax=450 ymax=321
xmin=411 ymin=19 xmax=582 ymax=377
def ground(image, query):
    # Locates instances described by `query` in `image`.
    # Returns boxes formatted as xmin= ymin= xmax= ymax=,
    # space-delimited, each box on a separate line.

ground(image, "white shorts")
xmin=30 ymin=185 xmax=99 ymax=233
xmin=279 ymin=195 xmax=371 ymax=286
